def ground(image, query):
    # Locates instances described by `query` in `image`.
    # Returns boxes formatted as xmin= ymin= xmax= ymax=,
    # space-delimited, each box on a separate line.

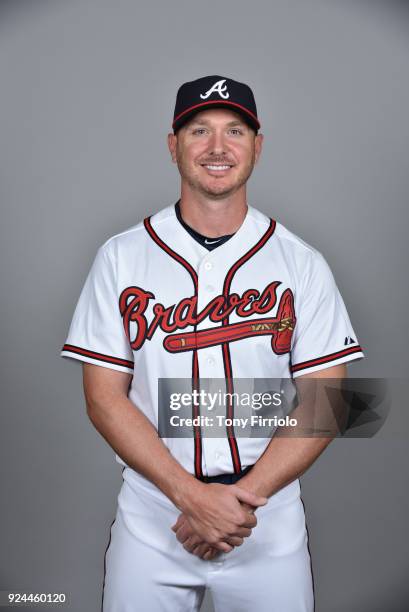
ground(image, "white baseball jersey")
xmin=61 ymin=203 xmax=364 ymax=493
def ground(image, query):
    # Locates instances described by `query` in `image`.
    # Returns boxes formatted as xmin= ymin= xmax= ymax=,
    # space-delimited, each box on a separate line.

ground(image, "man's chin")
xmin=199 ymin=170 xmax=253 ymax=199
xmin=203 ymin=187 xmax=234 ymax=199
xmin=198 ymin=181 xmax=238 ymax=199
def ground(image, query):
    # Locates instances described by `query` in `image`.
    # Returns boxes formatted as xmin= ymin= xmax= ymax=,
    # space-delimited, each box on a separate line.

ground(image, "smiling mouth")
xmin=201 ymin=164 xmax=234 ymax=172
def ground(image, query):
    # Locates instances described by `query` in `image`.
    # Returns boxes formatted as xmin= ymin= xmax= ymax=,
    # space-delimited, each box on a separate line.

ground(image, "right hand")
xmin=173 ymin=482 xmax=267 ymax=553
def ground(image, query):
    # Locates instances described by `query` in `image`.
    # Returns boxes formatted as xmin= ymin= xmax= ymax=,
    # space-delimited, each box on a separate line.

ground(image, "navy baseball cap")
xmin=172 ymin=75 xmax=260 ymax=134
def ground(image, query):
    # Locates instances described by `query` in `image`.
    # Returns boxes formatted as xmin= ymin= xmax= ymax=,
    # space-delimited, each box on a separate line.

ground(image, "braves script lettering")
xmin=119 ymin=281 xmax=296 ymax=352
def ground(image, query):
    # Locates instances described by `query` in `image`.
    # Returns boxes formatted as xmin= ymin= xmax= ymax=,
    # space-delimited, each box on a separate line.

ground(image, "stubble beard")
xmin=176 ymin=151 xmax=255 ymax=200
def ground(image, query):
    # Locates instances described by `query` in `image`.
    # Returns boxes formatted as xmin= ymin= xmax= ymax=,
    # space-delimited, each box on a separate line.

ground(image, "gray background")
xmin=1 ymin=0 xmax=408 ymax=610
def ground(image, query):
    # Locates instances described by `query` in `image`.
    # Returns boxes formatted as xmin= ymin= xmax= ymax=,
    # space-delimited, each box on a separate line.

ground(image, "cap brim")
xmin=172 ymin=100 xmax=260 ymax=133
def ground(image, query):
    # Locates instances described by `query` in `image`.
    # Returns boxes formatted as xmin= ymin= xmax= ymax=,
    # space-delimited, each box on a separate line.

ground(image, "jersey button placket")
xmin=197 ymin=256 xmax=224 ymax=478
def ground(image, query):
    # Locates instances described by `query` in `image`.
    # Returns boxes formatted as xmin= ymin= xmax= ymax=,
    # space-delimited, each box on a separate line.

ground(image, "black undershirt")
xmin=175 ymin=201 xmax=235 ymax=251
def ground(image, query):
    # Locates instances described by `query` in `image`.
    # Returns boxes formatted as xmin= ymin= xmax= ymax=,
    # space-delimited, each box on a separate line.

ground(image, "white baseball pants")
xmin=102 ymin=478 xmax=314 ymax=612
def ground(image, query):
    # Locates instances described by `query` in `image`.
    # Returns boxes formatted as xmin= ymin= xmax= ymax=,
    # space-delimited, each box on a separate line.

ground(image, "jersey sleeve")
xmin=60 ymin=243 xmax=134 ymax=374
xmin=290 ymin=250 xmax=364 ymax=378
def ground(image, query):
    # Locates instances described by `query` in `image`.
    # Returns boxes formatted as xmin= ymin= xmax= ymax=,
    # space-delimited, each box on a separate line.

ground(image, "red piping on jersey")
xmin=62 ymin=344 xmax=134 ymax=369
xmin=172 ymin=100 xmax=261 ymax=129
xmin=222 ymin=218 xmax=276 ymax=474
xmin=291 ymin=345 xmax=363 ymax=373
xmin=143 ymin=217 xmax=203 ymax=479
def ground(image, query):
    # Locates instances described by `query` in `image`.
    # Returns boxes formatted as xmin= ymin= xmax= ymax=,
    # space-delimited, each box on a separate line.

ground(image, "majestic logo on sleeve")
xmin=200 ymin=79 xmax=229 ymax=100
xmin=119 ymin=281 xmax=296 ymax=355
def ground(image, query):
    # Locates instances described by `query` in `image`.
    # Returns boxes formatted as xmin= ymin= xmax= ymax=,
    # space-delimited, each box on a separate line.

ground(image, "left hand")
xmin=171 ymin=502 xmax=257 ymax=559
xmin=172 ymin=513 xmax=219 ymax=559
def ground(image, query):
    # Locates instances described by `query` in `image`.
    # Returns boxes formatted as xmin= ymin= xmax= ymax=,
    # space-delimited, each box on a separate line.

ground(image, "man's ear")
xmin=168 ymin=133 xmax=177 ymax=163
xmin=254 ymin=132 xmax=264 ymax=164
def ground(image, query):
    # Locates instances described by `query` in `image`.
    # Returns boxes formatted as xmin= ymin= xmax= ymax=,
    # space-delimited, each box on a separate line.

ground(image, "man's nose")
xmin=208 ymin=130 xmax=227 ymax=155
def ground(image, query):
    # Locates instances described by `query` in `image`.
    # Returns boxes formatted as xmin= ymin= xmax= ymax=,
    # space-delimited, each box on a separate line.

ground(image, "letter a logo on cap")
xmin=200 ymin=79 xmax=229 ymax=100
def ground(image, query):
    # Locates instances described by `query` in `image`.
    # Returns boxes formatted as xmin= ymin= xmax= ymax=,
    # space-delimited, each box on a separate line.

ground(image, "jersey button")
xmin=214 ymin=452 xmax=221 ymax=460
xmin=205 ymin=285 xmax=215 ymax=293
xmin=206 ymin=356 xmax=215 ymax=366
xmin=204 ymin=261 xmax=213 ymax=271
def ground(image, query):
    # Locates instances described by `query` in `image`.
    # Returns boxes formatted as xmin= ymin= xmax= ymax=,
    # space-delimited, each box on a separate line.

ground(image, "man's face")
xmin=168 ymin=109 xmax=263 ymax=199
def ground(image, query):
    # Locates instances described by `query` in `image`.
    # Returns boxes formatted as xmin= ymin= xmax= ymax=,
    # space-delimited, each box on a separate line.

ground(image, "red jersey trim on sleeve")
xmin=291 ymin=345 xmax=363 ymax=373
xmin=62 ymin=344 xmax=134 ymax=369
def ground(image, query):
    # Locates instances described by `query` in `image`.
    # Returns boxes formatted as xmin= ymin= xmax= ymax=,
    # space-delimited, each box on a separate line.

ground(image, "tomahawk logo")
xmin=200 ymin=79 xmax=229 ymax=100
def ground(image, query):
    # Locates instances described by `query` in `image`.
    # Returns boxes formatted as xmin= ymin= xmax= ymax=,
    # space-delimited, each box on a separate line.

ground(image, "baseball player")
xmin=61 ymin=75 xmax=364 ymax=612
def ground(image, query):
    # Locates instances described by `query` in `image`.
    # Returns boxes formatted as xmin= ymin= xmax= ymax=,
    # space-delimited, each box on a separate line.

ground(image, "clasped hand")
xmin=171 ymin=483 xmax=267 ymax=561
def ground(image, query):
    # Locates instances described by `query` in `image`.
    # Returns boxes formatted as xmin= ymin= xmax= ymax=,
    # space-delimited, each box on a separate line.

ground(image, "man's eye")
xmin=192 ymin=128 xmax=207 ymax=135
xmin=230 ymin=128 xmax=243 ymax=135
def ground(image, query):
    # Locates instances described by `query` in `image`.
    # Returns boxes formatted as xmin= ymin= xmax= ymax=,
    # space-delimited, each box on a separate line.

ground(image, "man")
xmin=61 ymin=75 xmax=364 ymax=611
